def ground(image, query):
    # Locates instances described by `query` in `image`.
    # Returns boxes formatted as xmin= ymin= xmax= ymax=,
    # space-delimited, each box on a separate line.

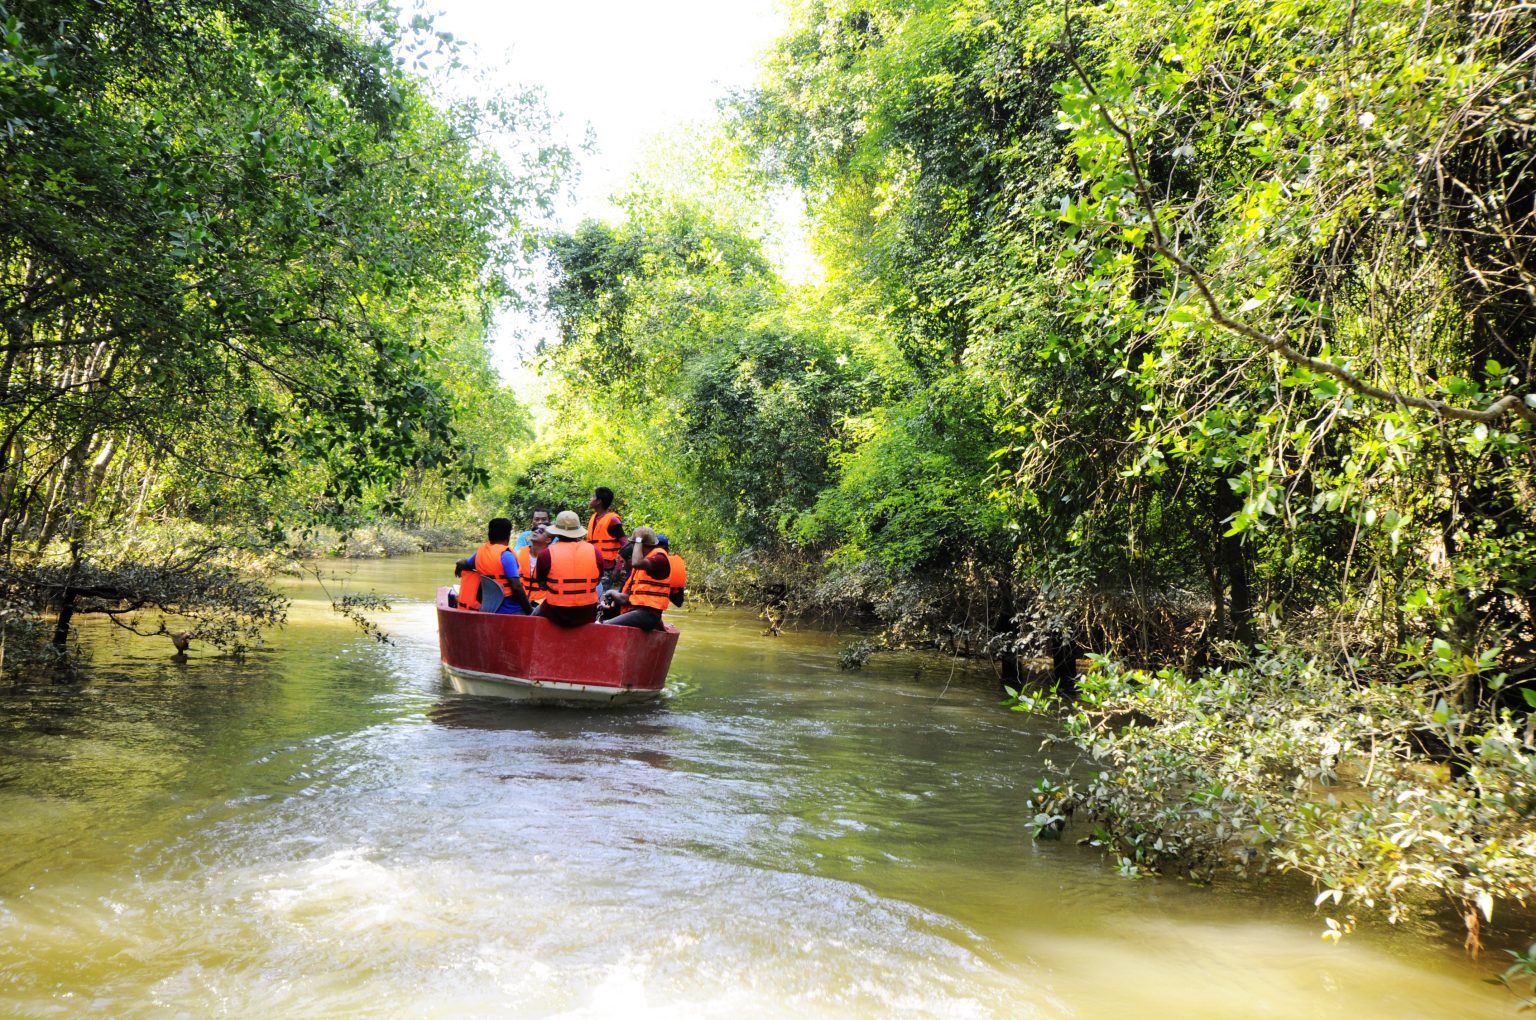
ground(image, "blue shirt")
xmin=513 ymin=530 xmax=534 ymax=552
xmin=493 ymin=550 xmax=524 ymax=614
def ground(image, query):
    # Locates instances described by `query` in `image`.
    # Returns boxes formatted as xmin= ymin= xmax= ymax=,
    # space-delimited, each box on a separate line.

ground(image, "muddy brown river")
xmin=0 ymin=554 xmax=1515 ymax=1016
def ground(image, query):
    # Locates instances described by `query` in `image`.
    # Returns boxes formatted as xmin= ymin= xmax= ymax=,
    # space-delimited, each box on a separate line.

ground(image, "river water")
xmin=0 ymin=553 xmax=1516 ymax=1017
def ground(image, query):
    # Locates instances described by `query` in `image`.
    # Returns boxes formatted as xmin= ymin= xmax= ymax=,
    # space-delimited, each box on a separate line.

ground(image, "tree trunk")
xmin=51 ymin=539 xmax=84 ymax=646
xmin=1215 ymin=481 xmax=1254 ymax=644
xmin=51 ymin=591 xmax=75 ymax=647
xmin=1050 ymin=627 xmax=1079 ymax=699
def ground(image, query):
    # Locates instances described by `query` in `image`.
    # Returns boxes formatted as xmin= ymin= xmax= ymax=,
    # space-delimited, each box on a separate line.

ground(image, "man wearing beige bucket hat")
xmin=529 ymin=510 xmax=604 ymax=627
xmin=543 ymin=509 xmax=587 ymax=540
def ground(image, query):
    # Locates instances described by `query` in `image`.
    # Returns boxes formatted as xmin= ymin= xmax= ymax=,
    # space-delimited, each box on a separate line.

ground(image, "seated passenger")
xmin=454 ymin=517 xmax=533 ymax=614
xmin=515 ymin=526 xmax=552 ymax=606
xmin=602 ymin=526 xmax=670 ymax=631
xmin=513 ymin=509 xmax=551 ymax=553
xmin=529 ymin=510 xmax=602 ymax=627
xmin=657 ymin=533 xmax=686 ymax=608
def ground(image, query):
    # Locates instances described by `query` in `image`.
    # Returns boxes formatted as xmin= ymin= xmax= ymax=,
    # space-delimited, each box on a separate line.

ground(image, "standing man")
xmin=602 ymin=526 xmax=671 ymax=631
xmin=586 ymin=487 xmax=625 ymax=567
xmin=454 ymin=517 xmax=533 ymax=614
xmin=530 ymin=511 xmax=603 ymax=627
xmin=513 ymin=509 xmax=551 ymax=553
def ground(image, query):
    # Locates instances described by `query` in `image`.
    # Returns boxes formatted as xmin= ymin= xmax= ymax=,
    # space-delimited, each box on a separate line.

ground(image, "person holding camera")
xmin=601 ymin=526 xmax=671 ymax=631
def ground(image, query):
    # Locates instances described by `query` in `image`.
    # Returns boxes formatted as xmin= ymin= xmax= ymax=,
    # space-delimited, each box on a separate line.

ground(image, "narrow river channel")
xmin=0 ymin=553 xmax=1514 ymax=1017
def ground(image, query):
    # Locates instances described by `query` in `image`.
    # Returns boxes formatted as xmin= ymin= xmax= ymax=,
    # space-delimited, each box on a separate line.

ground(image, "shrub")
xmin=1019 ymin=648 xmax=1536 ymax=949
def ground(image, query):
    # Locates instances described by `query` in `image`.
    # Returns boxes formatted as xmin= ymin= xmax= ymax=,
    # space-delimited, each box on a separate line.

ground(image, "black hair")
xmin=488 ymin=517 xmax=513 ymax=543
xmin=594 ymin=486 xmax=614 ymax=508
xmin=532 ymin=508 xmax=550 ymax=517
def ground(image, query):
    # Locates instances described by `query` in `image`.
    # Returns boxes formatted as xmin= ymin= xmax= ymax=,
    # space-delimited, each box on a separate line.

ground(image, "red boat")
xmin=435 ymin=587 xmax=679 ymax=704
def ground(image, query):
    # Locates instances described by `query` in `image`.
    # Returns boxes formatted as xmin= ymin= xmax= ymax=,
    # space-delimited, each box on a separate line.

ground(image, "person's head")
xmin=546 ymin=510 xmax=587 ymax=539
xmin=590 ymin=486 xmax=614 ymax=512
xmin=488 ymin=517 xmax=513 ymax=545
xmin=655 ymin=533 xmax=670 ymax=550
xmin=530 ymin=509 xmax=550 ymax=529
xmin=529 ymin=525 xmax=552 ymax=550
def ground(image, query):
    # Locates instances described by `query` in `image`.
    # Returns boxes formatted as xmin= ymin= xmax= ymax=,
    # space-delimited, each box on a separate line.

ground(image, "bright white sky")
xmin=430 ymin=0 xmax=787 ymax=226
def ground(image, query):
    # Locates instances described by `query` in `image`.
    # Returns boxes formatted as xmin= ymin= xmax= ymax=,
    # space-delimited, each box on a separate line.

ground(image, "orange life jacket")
xmin=586 ymin=509 xmax=623 ymax=558
xmin=665 ymin=550 xmax=687 ymax=595
xmin=622 ymin=549 xmax=672 ymax=612
xmin=515 ymin=546 xmax=546 ymax=603
xmin=543 ymin=540 xmax=601 ymax=607
xmin=457 ymin=570 xmax=485 ymax=611
xmin=475 ymin=543 xmax=514 ymax=597
xmin=457 ymin=541 xmax=511 ymax=610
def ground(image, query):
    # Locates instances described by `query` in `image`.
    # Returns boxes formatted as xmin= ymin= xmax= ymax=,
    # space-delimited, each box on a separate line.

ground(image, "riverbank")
xmin=290 ymin=521 xmax=476 ymax=561
xmin=0 ymin=518 xmax=475 ymax=678
xmin=682 ymin=553 xmax=1008 ymax=660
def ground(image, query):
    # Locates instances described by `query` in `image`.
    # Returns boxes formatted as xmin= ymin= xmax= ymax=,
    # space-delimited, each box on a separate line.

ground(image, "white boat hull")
xmin=443 ymin=664 xmax=665 ymax=705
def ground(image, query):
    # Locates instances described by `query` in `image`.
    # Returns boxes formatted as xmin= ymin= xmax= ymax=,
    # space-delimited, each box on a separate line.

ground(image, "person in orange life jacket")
xmin=530 ymin=510 xmax=603 ymax=627
xmin=513 ymin=508 xmax=550 ymax=554
xmin=586 ymin=486 xmax=625 ymax=572
xmin=601 ymin=530 xmax=642 ymax=621
xmin=656 ymin=534 xmax=686 ymax=607
xmin=611 ymin=532 xmax=685 ymax=611
xmin=602 ymin=526 xmax=671 ymax=631
xmin=453 ymin=517 xmax=532 ymax=614
xmin=514 ymin=526 xmax=552 ymax=604
xmin=602 ymin=530 xmax=652 ymax=620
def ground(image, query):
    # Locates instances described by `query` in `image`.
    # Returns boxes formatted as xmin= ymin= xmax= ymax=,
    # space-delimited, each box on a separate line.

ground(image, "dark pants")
xmin=606 ymin=607 xmax=664 ymax=631
xmin=530 ymin=601 xmax=598 ymax=627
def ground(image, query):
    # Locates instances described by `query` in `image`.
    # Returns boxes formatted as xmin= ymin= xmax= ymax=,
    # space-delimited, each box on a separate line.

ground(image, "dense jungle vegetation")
xmin=0 ymin=0 xmax=555 ymax=657
xmin=516 ymin=0 xmax=1536 ymax=963
xmin=4 ymin=0 xmax=1533 ymax=973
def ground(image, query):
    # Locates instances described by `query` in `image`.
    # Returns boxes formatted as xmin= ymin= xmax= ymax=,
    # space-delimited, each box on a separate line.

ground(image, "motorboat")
xmin=435 ymin=586 xmax=679 ymax=704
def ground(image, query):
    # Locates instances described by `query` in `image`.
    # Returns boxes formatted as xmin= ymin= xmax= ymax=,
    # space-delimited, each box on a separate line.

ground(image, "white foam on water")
xmin=67 ymin=843 xmax=1047 ymax=1019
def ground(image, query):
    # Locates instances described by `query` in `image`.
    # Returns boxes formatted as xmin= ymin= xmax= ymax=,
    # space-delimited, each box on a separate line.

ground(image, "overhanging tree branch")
xmin=1056 ymin=11 xmax=1536 ymax=431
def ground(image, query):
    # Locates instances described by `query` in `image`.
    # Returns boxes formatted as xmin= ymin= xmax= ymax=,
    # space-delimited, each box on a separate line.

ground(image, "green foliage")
xmin=1026 ymin=776 xmax=1070 ymax=840
xmin=1046 ymin=0 xmax=1536 ymax=643
xmin=680 ymin=323 xmax=863 ymax=539
xmin=725 ymin=0 xmax=1536 ymax=952
xmin=739 ymin=0 xmax=1536 ymax=662
xmin=0 ymin=0 xmax=558 ymax=550
xmin=793 ymin=388 xmax=1006 ymax=575
xmin=530 ymin=183 xmax=873 ymax=554
xmin=1023 ymin=650 xmax=1536 ymax=944
xmin=0 ymin=0 xmax=562 ymax=646
xmin=838 ymin=637 xmax=884 ymax=670
xmin=1499 ymin=943 xmax=1536 ymax=1011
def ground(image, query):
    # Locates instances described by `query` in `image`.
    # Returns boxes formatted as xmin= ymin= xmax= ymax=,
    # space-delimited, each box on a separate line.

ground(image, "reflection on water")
xmin=0 ymin=553 xmax=1516 ymax=1017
